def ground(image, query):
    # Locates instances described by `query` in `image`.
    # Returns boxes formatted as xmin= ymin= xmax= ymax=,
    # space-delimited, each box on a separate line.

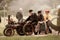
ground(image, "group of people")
xmin=8 ymin=8 xmax=52 ymax=35
xmin=24 ymin=9 xmax=52 ymax=34
xmin=16 ymin=8 xmax=52 ymax=34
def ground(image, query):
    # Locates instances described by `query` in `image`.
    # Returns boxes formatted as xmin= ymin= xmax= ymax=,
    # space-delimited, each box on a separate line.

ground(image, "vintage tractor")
xmin=3 ymin=15 xmax=34 ymax=36
xmin=3 ymin=15 xmax=25 ymax=36
xmin=3 ymin=21 xmax=34 ymax=36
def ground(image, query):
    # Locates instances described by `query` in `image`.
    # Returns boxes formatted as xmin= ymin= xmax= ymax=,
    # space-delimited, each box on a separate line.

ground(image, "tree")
xmin=0 ymin=0 xmax=13 ymax=17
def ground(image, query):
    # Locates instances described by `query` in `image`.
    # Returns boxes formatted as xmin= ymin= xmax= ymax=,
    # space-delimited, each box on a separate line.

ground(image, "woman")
xmin=44 ymin=10 xmax=52 ymax=33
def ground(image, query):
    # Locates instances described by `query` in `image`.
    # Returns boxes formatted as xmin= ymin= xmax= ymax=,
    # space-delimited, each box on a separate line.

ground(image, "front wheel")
xmin=3 ymin=28 xmax=15 ymax=36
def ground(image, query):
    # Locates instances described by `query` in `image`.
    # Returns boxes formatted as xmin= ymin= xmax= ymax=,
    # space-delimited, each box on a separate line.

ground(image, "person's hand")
xmin=27 ymin=21 xmax=31 ymax=23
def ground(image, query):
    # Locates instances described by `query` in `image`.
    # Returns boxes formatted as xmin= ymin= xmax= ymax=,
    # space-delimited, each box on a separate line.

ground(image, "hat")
xmin=45 ymin=10 xmax=50 ymax=13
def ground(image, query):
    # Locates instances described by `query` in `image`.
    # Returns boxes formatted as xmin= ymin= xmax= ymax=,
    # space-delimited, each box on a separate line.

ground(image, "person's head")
xmin=19 ymin=8 xmax=23 ymax=12
xmin=45 ymin=10 xmax=50 ymax=14
xmin=29 ymin=9 xmax=33 ymax=13
xmin=37 ymin=10 xmax=42 ymax=15
xmin=29 ymin=9 xmax=33 ymax=16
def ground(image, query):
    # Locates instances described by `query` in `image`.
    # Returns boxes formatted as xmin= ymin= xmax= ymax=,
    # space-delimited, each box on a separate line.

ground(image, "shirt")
xmin=44 ymin=14 xmax=52 ymax=21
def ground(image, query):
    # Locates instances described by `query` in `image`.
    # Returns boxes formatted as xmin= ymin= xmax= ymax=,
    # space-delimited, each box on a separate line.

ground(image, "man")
xmin=25 ymin=10 xmax=38 ymax=35
xmin=35 ymin=10 xmax=46 ymax=34
xmin=16 ymin=8 xmax=23 ymax=23
xmin=44 ymin=10 xmax=52 ymax=33
xmin=25 ymin=9 xmax=38 ymax=25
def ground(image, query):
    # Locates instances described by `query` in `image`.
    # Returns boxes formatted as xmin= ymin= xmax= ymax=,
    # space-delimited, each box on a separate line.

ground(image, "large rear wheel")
xmin=23 ymin=24 xmax=33 ymax=35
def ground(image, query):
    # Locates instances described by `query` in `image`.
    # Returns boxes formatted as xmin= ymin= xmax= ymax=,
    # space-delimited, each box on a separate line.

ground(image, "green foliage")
xmin=0 ymin=0 xmax=14 ymax=16
xmin=6 ymin=0 xmax=13 ymax=4
xmin=0 ymin=7 xmax=4 ymax=10
xmin=0 ymin=0 xmax=13 ymax=10
xmin=0 ymin=10 xmax=7 ymax=17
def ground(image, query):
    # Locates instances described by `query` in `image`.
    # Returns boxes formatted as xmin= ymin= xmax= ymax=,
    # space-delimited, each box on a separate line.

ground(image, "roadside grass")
xmin=0 ymin=35 xmax=60 ymax=40
xmin=0 ymin=22 xmax=5 ymax=36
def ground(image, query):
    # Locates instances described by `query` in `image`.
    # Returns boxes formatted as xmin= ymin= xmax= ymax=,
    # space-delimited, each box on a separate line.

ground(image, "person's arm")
xmin=25 ymin=16 xmax=30 ymax=22
xmin=44 ymin=15 xmax=46 ymax=21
